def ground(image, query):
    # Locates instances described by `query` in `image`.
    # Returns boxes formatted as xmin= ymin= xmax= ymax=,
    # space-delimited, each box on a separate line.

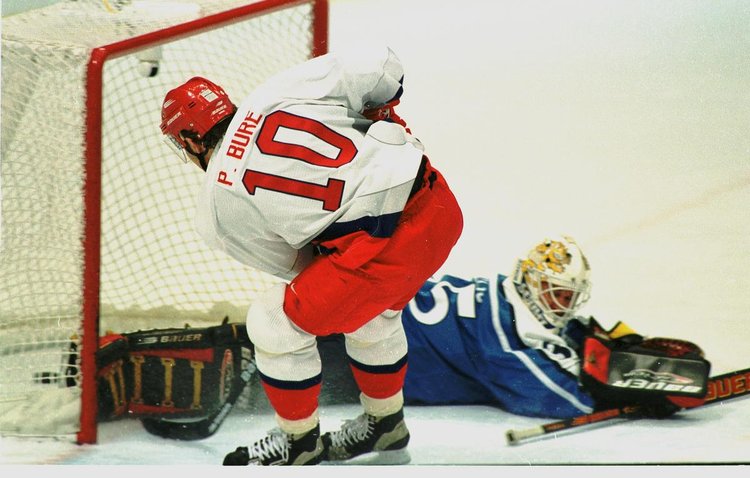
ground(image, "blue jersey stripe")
xmin=258 ymin=371 xmax=322 ymax=390
xmin=316 ymin=211 xmax=402 ymax=241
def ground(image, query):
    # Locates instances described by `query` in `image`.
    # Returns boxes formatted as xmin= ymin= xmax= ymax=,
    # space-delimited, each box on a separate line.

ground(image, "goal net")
xmin=0 ymin=0 xmax=328 ymax=444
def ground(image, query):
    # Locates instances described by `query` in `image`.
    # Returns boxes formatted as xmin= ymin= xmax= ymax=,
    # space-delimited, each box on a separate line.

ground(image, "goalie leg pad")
xmin=125 ymin=328 xmax=237 ymax=419
xmin=96 ymin=334 xmax=130 ymax=420
xmin=93 ymin=321 xmax=254 ymax=439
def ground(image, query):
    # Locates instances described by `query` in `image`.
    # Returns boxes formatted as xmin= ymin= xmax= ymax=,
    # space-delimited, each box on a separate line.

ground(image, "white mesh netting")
xmin=1 ymin=0 xmax=319 ymax=438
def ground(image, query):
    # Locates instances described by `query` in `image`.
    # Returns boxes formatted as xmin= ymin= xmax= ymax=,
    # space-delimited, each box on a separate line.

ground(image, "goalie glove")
xmin=580 ymin=330 xmax=711 ymax=418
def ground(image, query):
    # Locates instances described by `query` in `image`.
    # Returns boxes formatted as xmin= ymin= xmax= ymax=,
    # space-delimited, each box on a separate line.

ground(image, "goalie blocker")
xmin=92 ymin=320 xmax=254 ymax=439
xmin=579 ymin=320 xmax=711 ymax=417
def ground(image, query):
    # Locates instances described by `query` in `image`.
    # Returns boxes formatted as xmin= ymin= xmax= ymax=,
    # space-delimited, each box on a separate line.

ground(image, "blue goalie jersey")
xmin=401 ymin=273 xmax=596 ymax=418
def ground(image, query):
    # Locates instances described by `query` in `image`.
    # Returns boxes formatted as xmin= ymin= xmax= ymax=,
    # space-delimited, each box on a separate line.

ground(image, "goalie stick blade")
xmin=504 ymin=366 xmax=750 ymax=446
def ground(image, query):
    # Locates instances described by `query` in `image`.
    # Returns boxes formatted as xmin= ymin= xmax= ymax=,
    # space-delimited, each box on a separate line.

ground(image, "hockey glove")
xmin=362 ymin=100 xmax=411 ymax=133
xmin=580 ymin=332 xmax=710 ymax=418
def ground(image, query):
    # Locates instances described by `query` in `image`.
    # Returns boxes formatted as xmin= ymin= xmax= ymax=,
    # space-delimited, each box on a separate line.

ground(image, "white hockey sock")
xmin=360 ymin=390 xmax=404 ymax=417
xmin=275 ymin=409 xmax=320 ymax=436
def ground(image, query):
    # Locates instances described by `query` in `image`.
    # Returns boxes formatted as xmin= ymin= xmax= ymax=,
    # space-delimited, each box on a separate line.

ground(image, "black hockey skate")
xmin=223 ymin=425 xmax=324 ymax=466
xmin=321 ymin=408 xmax=411 ymax=465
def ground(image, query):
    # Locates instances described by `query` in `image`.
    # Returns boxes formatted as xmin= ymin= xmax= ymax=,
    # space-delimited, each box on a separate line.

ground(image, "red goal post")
xmin=1 ymin=0 xmax=328 ymax=445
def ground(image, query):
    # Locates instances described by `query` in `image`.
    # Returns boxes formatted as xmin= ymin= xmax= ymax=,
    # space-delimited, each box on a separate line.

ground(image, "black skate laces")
xmin=330 ymin=414 xmax=374 ymax=447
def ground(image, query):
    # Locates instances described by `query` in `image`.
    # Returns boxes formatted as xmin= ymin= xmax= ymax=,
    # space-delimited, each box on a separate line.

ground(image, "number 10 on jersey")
xmin=242 ymin=111 xmax=356 ymax=211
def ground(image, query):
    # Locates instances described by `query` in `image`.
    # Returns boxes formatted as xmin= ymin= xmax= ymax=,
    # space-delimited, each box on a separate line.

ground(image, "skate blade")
xmin=322 ymin=448 xmax=411 ymax=466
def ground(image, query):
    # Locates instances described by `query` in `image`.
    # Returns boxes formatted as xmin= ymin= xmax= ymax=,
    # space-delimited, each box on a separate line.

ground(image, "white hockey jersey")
xmin=194 ymin=46 xmax=425 ymax=280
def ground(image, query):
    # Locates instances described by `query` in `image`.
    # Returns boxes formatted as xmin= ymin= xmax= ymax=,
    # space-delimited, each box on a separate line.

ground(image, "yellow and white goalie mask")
xmin=513 ymin=236 xmax=592 ymax=329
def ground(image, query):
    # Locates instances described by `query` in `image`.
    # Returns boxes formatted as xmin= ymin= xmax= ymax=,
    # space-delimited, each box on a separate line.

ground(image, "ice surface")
xmin=1 ymin=0 xmax=748 ymax=472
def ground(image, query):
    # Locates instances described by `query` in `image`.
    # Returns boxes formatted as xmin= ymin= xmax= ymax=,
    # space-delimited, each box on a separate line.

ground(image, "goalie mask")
xmin=513 ymin=236 xmax=592 ymax=329
xmin=160 ymin=76 xmax=235 ymax=167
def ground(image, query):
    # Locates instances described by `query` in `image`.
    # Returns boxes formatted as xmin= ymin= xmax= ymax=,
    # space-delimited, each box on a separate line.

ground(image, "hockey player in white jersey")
xmin=159 ymin=46 xmax=463 ymax=465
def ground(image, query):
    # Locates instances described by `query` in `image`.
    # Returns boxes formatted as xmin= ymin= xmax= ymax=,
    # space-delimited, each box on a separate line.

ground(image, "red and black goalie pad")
xmin=139 ymin=344 xmax=256 ymax=441
xmin=95 ymin=333 xmax=130 ymax=420
xmin=95 ymin=322 xmax=253 ymax=430
xmin=123 ymin=322 xmax=251 ymax=421
xmin=580 ymin=334 xmax=711 ymax=416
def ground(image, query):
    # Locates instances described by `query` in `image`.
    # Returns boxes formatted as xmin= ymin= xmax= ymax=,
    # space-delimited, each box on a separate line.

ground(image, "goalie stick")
xmin=505 ymin=366 xmax=750 ymax=446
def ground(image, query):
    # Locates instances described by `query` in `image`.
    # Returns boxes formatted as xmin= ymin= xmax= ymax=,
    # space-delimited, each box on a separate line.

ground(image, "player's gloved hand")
xmin=581 ymin=333 xmax=710 ymax=419
xmin=362 ymin=100 xmax=411 ymax=133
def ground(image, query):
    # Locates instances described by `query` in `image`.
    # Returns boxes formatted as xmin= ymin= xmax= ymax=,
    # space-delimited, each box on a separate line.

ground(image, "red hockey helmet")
xmin=160 ymin=76 xmax=235 ymax=156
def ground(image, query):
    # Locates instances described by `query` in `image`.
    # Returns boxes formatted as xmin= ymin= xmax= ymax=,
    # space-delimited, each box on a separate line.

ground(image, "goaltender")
xmin=394 ymin=235 xmax=710 ymax=419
